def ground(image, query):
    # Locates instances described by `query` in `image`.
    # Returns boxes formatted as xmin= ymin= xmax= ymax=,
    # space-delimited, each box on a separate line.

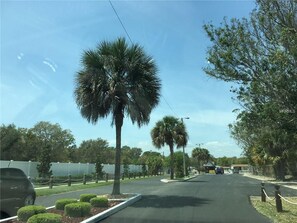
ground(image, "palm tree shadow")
xmin=132 ymin=195 xmax=211 ymax=208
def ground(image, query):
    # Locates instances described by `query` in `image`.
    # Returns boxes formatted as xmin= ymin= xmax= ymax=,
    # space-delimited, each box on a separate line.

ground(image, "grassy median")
xmin=250 ymin=196 xmax=297 ymax=223
xmin=36 ymin=176 xmax=157 ymax=197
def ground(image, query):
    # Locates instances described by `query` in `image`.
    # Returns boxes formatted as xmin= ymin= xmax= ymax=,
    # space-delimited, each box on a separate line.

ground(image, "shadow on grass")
xmin=132 ymin=195 xmax=211 ymax=208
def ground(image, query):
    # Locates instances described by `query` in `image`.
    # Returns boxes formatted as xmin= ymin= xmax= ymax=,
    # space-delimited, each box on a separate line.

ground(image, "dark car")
xmin=215 ymin=166 xmax=224 ymax=174
xmin=0 ymin=168 xmax=36 ymax=219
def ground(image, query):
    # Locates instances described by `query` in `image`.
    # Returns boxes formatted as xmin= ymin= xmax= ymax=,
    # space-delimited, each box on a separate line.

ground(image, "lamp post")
xmin=181 ymin=117 xmax=189 ymax=177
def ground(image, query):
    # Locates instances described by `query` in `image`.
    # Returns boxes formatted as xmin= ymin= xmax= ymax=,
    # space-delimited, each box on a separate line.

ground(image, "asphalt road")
xmin=36 ymin=174 xmax=297 ymax=223
xmin=99 ymin=174 xmax=297 ymax=223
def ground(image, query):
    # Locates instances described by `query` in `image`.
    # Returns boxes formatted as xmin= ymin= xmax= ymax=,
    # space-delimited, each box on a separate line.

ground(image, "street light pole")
xmin=181 ymin=117 xmax=189 ymax=177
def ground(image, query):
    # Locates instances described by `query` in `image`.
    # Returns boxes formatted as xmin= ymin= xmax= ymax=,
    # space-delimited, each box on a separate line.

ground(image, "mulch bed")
xmin=3 ymin=201 xmax=121 ymax=223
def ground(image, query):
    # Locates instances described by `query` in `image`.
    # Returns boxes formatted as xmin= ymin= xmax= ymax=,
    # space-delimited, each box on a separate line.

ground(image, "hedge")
xmin=80 ymin=194 xmax=97 ymax=202
xmin=55 ymin=198 xmax=78 ymax=210
xmin=17 ymin=205 xmax=46 ymax=222
xmin=64 ymin=202 xmax=91 ymax=217
xmin=90 ymin=197 xmax=108 ymax=207
xmin=27 ymin=213 xmax=62 ymax=223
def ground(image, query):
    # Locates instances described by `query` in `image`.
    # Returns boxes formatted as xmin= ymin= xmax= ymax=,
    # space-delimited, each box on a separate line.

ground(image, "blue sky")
xmin=1 ymin=0 xmax=256 ymax=158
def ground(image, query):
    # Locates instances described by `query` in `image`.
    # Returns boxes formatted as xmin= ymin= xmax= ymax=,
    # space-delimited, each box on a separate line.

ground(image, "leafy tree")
xmin=74 ymin=37 xmax=161 ymax=195
xmin=139 ymin=151 xmax=163 ymax=175
xmin=0 ymin=124 xmax=25 ymax=160
xmin=36 ymin=145 xmax=52 ymax=178
xmin=192 ymin=147 xmax=210 ymax=173
xmin=174 ymin=151 xmax=190 ymax=178
xmin=151 ymin=116 xmax=188 ymax=179
xmin=77 ymin=138 xmax=109 ymax=163
xmin=95 ymin=153 xmax=104 ymax=179
xmin=123 ymin=157 xmax=130 ymax=177
xmin=31 ymin=121 xmax=76 ymax=162
xmin=203 ymin=0 xmax=297 ymax=180
xmin=121 ymin=146 xmax=142 ymax=164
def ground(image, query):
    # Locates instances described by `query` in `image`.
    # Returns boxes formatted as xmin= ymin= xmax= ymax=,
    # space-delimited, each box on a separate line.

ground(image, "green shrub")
xmin=65 ymin=202 xmax=91 ymax=217
xmin=17 ymin=205 xmax=46 ymax=222
xmin=27 ymin=213 xmax=62 ymax=223
xmin=79 ymin=194 xmax=97 ymax=202
xmin=90 ymin=197 xmax=108 ymax=207
xmin=55 ymin=198 xmax=77 ymax=210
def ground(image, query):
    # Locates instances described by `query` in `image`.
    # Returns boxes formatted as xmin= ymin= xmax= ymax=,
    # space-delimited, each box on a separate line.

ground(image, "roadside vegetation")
xmin=251 ymin=196 xmax=297 ymax=223
xmin=204 ymin=0 xmax=297 ymax=180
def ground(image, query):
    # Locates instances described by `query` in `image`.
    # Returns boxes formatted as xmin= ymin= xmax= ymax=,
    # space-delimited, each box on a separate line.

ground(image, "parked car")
xmin=0 ymin=168 xmax=36 ymax=219
xmin=215 ymin=166 xmax=224 ymax=174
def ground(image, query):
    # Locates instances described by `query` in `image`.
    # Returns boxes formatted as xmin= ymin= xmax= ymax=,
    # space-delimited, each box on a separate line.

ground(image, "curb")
xmin=81 ymin=193 xmax=142 ymax=223
xmin=160 ymin=175 xmax=198 ymax=183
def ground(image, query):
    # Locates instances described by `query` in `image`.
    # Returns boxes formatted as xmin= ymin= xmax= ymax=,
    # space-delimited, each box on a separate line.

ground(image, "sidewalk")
xmin=243 ymin=172 xmax=297 ymax=190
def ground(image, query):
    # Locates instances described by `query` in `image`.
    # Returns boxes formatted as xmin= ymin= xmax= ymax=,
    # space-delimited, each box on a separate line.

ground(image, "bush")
xmin=90 ymin=197 xmax=108 ymax=207
xmin=80 ymin=194 xmax=97 ymax=202
xmin=55 ymin=198 xmax=78 ymax=210
xmin=27 ymin=213 xmax=62 ymax=223
xmin=17 ymin=205 xmax=46 ymax=222
xmin=65 ymin=202 xmax=91 ymax=217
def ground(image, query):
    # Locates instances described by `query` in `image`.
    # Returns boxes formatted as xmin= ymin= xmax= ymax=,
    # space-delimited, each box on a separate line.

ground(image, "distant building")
xmin=231 ymin=164 xmax=249 ymax=173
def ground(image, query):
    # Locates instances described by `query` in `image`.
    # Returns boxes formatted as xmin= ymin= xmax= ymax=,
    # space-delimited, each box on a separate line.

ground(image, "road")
xmin=36 ymin=174 xmax=297 ymax=222
xmin=100 ymin=174 xmax=296 ymax=223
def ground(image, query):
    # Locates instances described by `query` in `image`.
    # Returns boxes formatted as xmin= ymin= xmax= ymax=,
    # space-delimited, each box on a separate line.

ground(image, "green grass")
xmin=250 ymin=196 xmax=297 ymax=223
xmin=36 ymin=181 xmax=113 ymax=196
xmin=36 ymin=176 xmax=157 ymax=197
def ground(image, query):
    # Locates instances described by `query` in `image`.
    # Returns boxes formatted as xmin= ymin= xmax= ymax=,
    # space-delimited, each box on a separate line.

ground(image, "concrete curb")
xmin=243 ymin=173 xmax=297 ymax=190
xmin=160 ymin=175 xmax=198 ymax=183
xmin=81 ymin=193 xmax=142 ymax=223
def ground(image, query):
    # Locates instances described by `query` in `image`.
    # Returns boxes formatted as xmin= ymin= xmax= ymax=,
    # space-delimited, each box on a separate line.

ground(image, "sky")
xmin=1 ymin=0 xmax=256 ymax=158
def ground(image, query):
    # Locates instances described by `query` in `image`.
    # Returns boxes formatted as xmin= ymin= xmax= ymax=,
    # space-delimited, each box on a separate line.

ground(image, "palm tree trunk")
xmin=112 ymin=112 xmax=123 ymax=195
xmin=169 ymin=145 xmax=174 ymax=180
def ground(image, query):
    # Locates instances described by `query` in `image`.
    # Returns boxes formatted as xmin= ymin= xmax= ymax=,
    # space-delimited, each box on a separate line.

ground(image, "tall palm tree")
xmin=74 ymin=37 xmax=161 ymax=195
xmin=151 ymin=116 xmax=188 ymax=179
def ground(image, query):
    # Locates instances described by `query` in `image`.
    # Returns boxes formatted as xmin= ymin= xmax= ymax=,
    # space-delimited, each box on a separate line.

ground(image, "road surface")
xmin=36 ymin=174 xmax=297 ymax=222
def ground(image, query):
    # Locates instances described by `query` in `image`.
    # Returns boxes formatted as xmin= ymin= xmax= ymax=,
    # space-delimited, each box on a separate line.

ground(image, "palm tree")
xmin=74 ymin=37 xmax=161 ymax=195
xmin=192 ymin=147 xmax=210 ymax=173
xmin=151 ymin=116 xmax=188 ymax=179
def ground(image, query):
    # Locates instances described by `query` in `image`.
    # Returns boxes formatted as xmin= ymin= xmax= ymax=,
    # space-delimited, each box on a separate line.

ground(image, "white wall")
xmin=0 ymin=160 xmax=143 ymax=178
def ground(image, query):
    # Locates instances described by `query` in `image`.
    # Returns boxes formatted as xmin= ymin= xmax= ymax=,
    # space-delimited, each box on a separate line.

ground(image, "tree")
xmin=151 ymin=116 xmax=188 ymax=179
xmin=192 ymin=147 xmax=210 ymax=173
xmin=36 ymin=145 xmax=52 ymax=178
xmin=203 ymin=0 xmax=297 ymax=180
xmin=0 ymin=124 xmax=25 ymax=160
xmin=121 ymin=146 xmax=142 ymax=164
xmin=140 ymin=151 xmax=164 ymax=175
xmin=174 ymin=151 xmax=190 ymax=178
xmin=31 ymin=121 xmax=76 ymax=162
xmin=74 ymin=37 xmax=161 ymax=195
xmin=77 ymin=138 xmax=109 ymax=163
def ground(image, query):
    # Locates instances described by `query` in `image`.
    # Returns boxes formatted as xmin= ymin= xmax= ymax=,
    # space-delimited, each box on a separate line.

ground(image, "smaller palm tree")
xmin=151 ymin=116 xmax=188 ymax=179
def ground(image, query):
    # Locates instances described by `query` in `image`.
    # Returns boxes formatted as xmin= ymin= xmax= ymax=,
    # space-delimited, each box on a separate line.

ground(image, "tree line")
xmin=204 ymin=0 xmax=297 ymax=180
xmin=1 ymin=122 xmax=147 ymax=165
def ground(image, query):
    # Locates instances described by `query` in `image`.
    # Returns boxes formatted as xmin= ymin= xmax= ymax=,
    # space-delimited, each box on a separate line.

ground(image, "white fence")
xmin=0 ymin=160 xmax=143 ymax=178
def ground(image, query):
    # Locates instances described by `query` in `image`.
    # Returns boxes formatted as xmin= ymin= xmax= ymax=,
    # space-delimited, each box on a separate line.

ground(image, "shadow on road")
xmin=132 ymin=195 xmax=211 ymax=208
